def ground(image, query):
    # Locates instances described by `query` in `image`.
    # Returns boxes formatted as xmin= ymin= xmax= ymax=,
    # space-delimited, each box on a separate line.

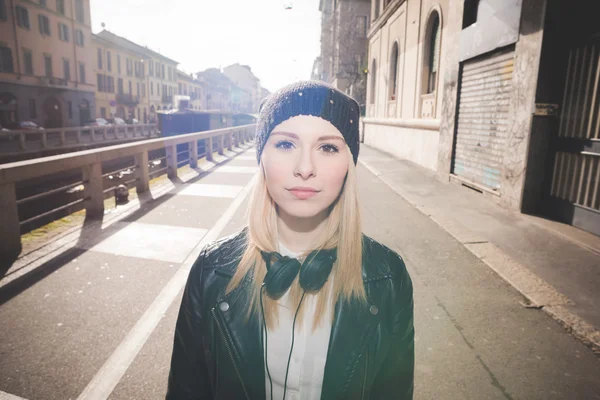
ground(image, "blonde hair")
xmin=226 ymin=148 xmax=366 ymax=331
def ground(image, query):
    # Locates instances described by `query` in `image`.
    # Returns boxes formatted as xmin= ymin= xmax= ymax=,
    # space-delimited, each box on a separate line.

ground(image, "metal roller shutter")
xmin=452 ymin=46 xmax=515 ymax=191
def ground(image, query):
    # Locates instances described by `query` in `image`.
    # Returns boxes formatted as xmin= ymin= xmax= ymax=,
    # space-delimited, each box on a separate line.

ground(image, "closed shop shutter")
xmin=452 ymin=46 xmax=515 ymax=191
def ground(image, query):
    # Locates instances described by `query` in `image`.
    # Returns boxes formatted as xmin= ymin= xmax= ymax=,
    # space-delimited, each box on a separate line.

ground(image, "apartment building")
xmin=223 ymin=63 xmax=260 ymax=113
xmin=92 ymin=33 xmax=148 ymax=123
xmin=95 ymin=29 xmax=178 ymax=123
xmin=0 ymin=0 xmax=95 ymax=128
xmin=177 ymin=69 xmax=203 ymax=110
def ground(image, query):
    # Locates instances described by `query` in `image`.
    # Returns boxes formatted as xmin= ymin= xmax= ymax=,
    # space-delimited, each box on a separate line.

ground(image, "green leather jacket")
xmin=166 ymin=229 xmax=414 ymax=399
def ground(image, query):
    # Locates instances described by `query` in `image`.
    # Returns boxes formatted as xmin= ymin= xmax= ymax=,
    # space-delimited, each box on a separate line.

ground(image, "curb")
xmin=359 ymin=158 xmax=600 ymax=356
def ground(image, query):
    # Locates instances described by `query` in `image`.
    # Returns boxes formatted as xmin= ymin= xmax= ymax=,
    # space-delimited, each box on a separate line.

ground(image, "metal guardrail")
xmin=0 ymin=124 xmax=159 ymax=154
xmin=0 ymin=124 xmax=256 ymax=266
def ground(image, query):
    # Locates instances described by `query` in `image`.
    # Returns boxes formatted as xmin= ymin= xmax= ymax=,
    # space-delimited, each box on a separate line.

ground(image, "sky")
xmin=90 ymin=0 xmax=322 ymax=93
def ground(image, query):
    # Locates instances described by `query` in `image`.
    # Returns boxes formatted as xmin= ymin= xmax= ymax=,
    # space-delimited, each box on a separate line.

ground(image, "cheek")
xmin=321 ymin=159 xmax=348 ymax=192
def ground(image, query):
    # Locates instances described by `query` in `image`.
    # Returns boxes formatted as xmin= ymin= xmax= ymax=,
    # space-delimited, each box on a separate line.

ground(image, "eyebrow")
xmin=271 ymin=131 xmax=344 ymax=141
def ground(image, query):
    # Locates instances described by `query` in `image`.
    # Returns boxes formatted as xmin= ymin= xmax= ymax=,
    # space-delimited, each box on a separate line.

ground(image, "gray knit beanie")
xmin=254 ymin=81 xmax=360 ymax=164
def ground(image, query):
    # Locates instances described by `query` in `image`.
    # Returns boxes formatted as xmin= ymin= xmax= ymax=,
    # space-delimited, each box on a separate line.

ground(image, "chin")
xmin=278 ymin=201 xmax=329 ymax=219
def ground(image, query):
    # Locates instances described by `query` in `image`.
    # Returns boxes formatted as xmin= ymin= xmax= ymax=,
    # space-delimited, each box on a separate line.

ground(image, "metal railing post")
xmin=83 ymin=163 xmax=104 ymax=219
xmin=206 ymin=137 xmax=214 ymax=162
xmin=41 ymin=131 xmax=47 ymax=148
xmin=60 ymin=130 xmax=66 ymax=146
xmin=76 ymin=129 xmax=82 ymax=144
xmin=103 ymin=126 xmax=108 ymax=140
xmin=189 ymin=140 xmax=198 ymax=168
xmin=167 ymin=145 xmax=178 ymax=178
xmin=228 ymin=132 xmax=233 ymax=151
xmin=135 ymin=151 xmax=150 ymax=193
xmin=0 ymin=182 xmax=22 ymax=269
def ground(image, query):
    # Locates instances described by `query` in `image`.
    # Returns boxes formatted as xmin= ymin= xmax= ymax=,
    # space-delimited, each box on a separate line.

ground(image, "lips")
xmin=288 ymin=187 xmax=319 ymax=200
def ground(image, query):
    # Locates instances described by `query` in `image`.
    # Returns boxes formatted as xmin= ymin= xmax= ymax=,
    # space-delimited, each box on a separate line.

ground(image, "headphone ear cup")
xmin=299 ymin=250 xmax=336 ymax=292
xmin=263 ymin=256 xmax=301 ymax=299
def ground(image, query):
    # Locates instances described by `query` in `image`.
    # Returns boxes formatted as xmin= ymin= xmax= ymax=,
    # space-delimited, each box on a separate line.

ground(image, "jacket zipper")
xmin=361 ymin=351 xmax=368 ymax=400
xmin=211 ymin=307 xmax=251 ymax=400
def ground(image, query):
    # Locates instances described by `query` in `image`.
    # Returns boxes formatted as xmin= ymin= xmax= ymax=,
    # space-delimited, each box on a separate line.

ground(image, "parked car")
xmin=126 ymin=118 xmax=140 ymax=125
xmin=17 ymin=121 xmax=44 ymax=130
xmin=109 ymin=118 xmax=127 ymax=125
xmin=85 ymin=118 xmax=111 ymax=127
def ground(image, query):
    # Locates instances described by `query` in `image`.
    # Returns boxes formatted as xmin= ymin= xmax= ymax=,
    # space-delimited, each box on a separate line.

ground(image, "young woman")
xmin=166 ymin=81 xmax=414 ymax=400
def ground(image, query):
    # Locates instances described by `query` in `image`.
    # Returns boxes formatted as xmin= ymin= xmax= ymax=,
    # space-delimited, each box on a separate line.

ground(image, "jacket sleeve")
xmin=166 ymin=248 xmax=213 ymax=400
xmin=371 ymin=253 xmax=415 ymax=400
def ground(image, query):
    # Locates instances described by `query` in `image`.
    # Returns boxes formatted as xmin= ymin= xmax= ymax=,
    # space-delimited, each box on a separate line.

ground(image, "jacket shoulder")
xmin=362 ymin=234 xmax=408 ymax=281
xmin=200 ymin=228 xmax=248 ymax=273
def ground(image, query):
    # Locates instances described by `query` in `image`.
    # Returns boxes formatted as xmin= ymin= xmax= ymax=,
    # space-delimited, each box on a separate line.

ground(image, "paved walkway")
xmin=0 ymin=143 xmax=598 ymax=400
xmin=359 ymin=145 xmax=600 ymax=351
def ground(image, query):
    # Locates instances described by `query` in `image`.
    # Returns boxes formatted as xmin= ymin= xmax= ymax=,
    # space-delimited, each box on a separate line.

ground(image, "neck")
xmin=277 ymin=208 xmax=329 ymax=253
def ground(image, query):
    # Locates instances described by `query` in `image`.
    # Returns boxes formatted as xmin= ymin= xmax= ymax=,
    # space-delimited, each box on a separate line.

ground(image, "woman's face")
xmin=261 ymin=115 xmax=350 ymax=219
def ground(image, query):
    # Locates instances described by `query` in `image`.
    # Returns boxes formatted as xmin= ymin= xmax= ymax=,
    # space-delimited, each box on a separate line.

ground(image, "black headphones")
xmin=261 ymin=248 xmax=337 ymax=299
xmin=259 ymin=247 xmax=337 ymax=400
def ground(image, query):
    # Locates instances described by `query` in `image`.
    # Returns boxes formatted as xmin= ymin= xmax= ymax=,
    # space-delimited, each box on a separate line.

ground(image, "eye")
xmin=320 ymin=143 xmax=339 ymax=154
xmin=274 ymin=140 xmax=295 ymax=151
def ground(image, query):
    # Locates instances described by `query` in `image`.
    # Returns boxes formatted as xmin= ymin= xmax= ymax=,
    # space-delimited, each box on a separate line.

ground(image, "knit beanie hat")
xmin=255 ymin=81 xmax=360 ymax=165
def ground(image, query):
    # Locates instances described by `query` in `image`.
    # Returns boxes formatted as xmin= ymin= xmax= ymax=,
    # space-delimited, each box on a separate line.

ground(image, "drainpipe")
xmin=9 ymin=0 xmax=22 ymax=79
xmin=70 ymin=0 xmax=79 ymax=86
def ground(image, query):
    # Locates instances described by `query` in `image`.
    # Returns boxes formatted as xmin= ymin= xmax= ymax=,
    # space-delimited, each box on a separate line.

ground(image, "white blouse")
xmin=263 ymin=241 xmax=335 ymax=400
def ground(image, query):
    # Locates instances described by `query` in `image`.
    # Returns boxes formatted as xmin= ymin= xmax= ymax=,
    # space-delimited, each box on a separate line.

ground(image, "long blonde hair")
xmin=226 ymin=149 xmax=366 ymax=331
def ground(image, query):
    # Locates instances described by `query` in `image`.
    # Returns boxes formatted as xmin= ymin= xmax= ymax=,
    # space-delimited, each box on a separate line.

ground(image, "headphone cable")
xmin=260 ymin=286 xmax=274 ymax=400
xmin=283 ymin=291 xmax=306 ymax=400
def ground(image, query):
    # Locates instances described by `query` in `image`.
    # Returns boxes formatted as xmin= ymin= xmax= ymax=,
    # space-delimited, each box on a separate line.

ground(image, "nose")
xmin=293 ymin=147 xmax=316 ymax=180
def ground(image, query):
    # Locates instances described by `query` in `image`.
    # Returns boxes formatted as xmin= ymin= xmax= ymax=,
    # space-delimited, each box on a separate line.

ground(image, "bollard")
xmin=167 ymin=145 xmax=178 ymax=178
xmin=189 ymin=140 xmax=198 ymax=168
xmin=83 ymin=163 xmax=104 ymax=219
xmin=218 ymin=135 xmax=224 ymax=155
xmin=0 ymin=182 xmax=22 ymax=272
xmin=135 ymin=151 xmax=150 ymax=193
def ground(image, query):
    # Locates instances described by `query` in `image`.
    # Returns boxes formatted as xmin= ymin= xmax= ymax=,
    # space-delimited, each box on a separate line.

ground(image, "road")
xmin=0 ymin=146 xmax=598 ymax=400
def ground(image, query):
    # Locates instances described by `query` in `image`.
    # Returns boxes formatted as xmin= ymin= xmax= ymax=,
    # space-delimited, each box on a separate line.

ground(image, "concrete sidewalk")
xmin=359 ymin=145 xmax=600 ymax=354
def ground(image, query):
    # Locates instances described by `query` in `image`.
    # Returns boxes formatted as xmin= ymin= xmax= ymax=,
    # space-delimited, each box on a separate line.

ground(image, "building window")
xmin=117 ymin=78 xmax=123 ymax=94
xmin=157 ymin=84 xmax=160 ymax=95
xmin=39 ymin=0 xmax=47 ymax=7
xmin=16 ymin=6 xmax=30 ymax=29
xmin=63 ymin=59 xmax=70 ymax=81
xmin=136 ymin=82 xmax=140 ymax=96
xmin=161 ymin=64 xmax=165 ymax=79
xmin=100 ymin=107 xmax=106 ymax=118
xmin=0 ymin=46 xmax=13 ymax=73
xmin=97 ymin=48 xmax=102 ymax=69
xmin=75 ymin=0 xmax=84 ymax=23
xmin=107 ymin=51 xmax=112 ymax=72
xmin=56 ymin=0 xmax=65 ymax=15
xmin=150 ymin=82 xmax=154 ymax=95
xmin=128 ymin=80 xmax=132 ymax=95
xmin=58 ymin=22 xmax=69 ymax=42
xmin=67 ymin=101 xmax=72 ymax=119
xmin=369 ymin=59 xmax=377 ymax=104
xmin=38 ymin=14 xmax=51 ymax=36
xmin=178 ymin=83 xmax=182 ymax=94
xmin=29 ymin=99 xmax=36 ymax=118
xmin=463 ymin=0 xmax=479 ymax=29
xmin=0 ymin=0 xmax=7 ymax=21
xmin=97 ymin=73 xmax=104 ymax=92
xmin=79 ymin=62 xmax=85 ymax=83
xmin=23 ymin=49 xmax=33 ymax=75
xmin=44 ymin=54 xmax=52 ymax=77
xmin=424 ymin=11 xmax=441 ymax=94
xmin=75 ymin=29 xmax=84 ymax=46
xmin=374 ymin=0 xmax=380 ymax=20
xmin=356 ymin=16 xmax=368 ymax=38
xmin=149 ymin=60 xmax=153 ymax=76
xmin=117 ymin=54 xmax=121 ymax=74
xmin=389 ymin=42 xmax=399 ymax=100
xmin=142 ymin=83 xmax=146 ymax=98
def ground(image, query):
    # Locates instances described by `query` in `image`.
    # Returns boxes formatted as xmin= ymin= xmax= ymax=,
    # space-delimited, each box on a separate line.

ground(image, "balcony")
xmin=117 ymin=93 xmax=140 ymax=105
xmin=37 ymin=76 xmax=69 ymax=87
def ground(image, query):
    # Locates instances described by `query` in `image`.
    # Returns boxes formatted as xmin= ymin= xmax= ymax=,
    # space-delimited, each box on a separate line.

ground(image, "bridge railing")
xmin=0 ymin=124 xmax=160 ymax=154
xmin=0 ymin=124 xmax=256 ymax=268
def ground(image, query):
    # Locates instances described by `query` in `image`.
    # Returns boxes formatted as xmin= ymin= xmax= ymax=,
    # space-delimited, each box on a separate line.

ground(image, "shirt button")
xmin=369 ymin=305 xmax=379 ymax=315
